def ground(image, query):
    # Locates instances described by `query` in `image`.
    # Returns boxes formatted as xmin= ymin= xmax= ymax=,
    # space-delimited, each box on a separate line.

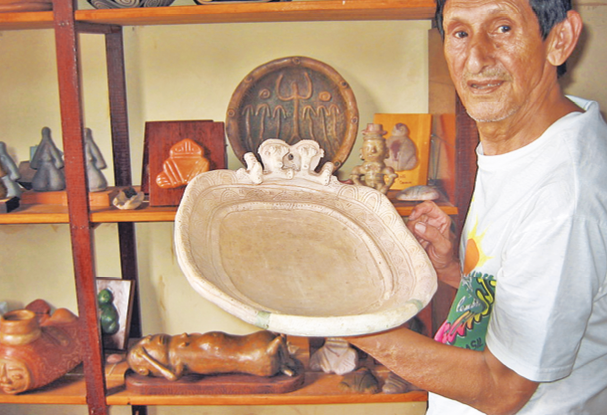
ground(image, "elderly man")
xmin=348 ymin=0 xmax=607 ymax=414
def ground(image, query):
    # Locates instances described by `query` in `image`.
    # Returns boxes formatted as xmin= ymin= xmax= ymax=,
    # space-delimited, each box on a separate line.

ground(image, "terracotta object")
xmin=0 ymin=306 xmax=83 ymax=394
xmin=127 ymin=330 xmax=298 ymax=381
xmin=226 ymin=56 xmax=359 ymax=171
xmin=175 ymin=139 xmax=437 ymax=337
xmin=155 ymin=138 xmax=210 ymax=189
xmin=350 ymin=123 xmax=398 ymax=194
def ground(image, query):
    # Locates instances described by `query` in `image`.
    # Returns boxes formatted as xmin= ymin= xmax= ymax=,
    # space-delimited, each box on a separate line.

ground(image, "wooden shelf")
xmin=0 ymin=191 xmax=456 ymax=224
xmin=0 ymin=360 xmax=427 ymax=406
xmin=0 ymin=202 xmax=176 ymax=224
xmin=0 ymin=0 xmax=435 ymax=30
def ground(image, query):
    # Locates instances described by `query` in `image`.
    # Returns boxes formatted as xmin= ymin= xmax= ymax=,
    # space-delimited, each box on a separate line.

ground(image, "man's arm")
xmin=347 ymin=326 xmax=538 ymax=415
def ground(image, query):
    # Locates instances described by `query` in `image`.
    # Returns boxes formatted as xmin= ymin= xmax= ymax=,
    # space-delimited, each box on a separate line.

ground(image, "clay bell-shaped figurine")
xmin=30 ymin=127 xmax=66 ymax=192
xmin=349 ymin=123 xmax=397 ymax=194
xmin=84 ymin=128 xmax=108 ymax=192
xmin=0 ymin=142 xmax=23 ymax=198
xmin=0 ymin=305 xmax=83 ymax=394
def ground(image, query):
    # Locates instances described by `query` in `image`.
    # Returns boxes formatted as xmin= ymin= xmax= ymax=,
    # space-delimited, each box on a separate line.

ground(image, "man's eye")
xmin=454 ymin=31 xmax=468 ymax=39
xmin=498 ymin=25 xmax=511 ymax=33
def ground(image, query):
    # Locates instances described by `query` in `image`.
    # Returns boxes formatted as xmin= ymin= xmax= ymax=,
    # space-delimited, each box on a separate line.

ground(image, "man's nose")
xmin=466 ymin=33 xmax=496 ymax=74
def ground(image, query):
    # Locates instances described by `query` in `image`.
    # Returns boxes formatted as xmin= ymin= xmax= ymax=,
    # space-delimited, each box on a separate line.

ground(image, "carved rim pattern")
xmin=226 ymin=56 xmax=359 ymax=171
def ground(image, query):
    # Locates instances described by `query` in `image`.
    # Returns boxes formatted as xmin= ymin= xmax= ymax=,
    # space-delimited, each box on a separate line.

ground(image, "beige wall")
xmin=1 ymin=0 xmax=606 ymax=414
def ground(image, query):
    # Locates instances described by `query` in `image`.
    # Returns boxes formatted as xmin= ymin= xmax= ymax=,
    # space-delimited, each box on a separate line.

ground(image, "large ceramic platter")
xmin=174 ymin=140 xmax=436 ymax=337
xmin=226 ymin=56 xmax=359 ymax=172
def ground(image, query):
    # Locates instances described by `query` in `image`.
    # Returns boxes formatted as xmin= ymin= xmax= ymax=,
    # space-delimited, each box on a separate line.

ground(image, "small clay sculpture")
xmin=350 ymin=123 xmax=397 ymax=194
xmin=382 ymin=371 xmax=409 ymax=394
xmin=127 ymin=330 xmax=298 ymax=381
xmin=337 ymin=367 xmax=380 ymax=394
xmin=309 ymin=338 xmax=358 ymax=375
xmin=385 ymin=123 xmax=418 ymax=171
xmin=97 ymin=288 xmax=120 ymax=335
xmin=30 ymin=127 xmax=66 ymax=192
xmin=84 ymin=128 xmax=108 ymax=192
xmin=396 ymin=185 xmax=440 ymax=201
xmin=0 ymin=142 xmax=23 ymax=198
xmin=0 ymin=301 xmax=83 ymax=394
xmin=112 ymin=186 xmax=145 ymax=210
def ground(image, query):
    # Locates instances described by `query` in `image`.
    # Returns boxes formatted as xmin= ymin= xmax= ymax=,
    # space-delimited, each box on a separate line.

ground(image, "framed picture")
xmin=141 ymin=120 xmax=227 ymax=207
xmin=96 ymin=277 xmax=135 ymax=351
xmin=373 ymin=113 xmax=432 ymax=190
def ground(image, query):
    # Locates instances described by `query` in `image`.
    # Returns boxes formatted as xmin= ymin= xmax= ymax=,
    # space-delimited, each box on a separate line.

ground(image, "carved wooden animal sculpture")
xmin=127 ymin=330 xmax=298 ymax=381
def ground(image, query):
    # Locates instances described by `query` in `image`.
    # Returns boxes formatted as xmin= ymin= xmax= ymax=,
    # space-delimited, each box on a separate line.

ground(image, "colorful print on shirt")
xmin=434 ymin=220 xmax=496 ymax=350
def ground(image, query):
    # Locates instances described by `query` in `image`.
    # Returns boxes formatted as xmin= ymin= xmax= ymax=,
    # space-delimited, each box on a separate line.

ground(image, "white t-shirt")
xmin=428 ymin=97 xmax=607 ymax=415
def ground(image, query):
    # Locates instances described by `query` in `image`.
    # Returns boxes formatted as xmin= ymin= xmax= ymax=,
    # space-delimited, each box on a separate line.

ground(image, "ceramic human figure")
xmin=349 ymin=123 xmax=398 ymax=194
xmin=30 ymin=127 xmax=66 ymax=192
xmin=127 ymin=330 xmax=298 ymax=381
xmin=385 ymin=123 xmax=418 ymax=171
xmin=85 ymin=128 xmax=108 ymax=192
xmin=0 ymin=142 xmax=23 ymax=198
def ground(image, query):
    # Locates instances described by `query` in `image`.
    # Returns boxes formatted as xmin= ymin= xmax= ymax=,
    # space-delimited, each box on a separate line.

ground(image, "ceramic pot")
xmin=0 ymin=308 xmax=83 ymax=394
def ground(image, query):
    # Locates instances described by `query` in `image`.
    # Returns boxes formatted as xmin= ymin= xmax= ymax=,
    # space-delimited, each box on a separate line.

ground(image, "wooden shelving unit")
xmin=0 ymin=1 xmax=477 ymax=414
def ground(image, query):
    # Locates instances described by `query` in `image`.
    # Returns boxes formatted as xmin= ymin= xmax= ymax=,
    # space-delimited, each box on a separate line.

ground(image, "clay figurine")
xmin=309 ymin=337 xmax=358 ymax=375
xmin=349 ymin=123 xmax=397 ymax=194
xmin=156 ymin=138 xmax=210 ymax=189
xmin=30 ymin=127 xmax=66 ymax=192
xmin=0 ymin=142 xmax=23 ymax=198
xmin=127 ymin=330 xmax=298 ymax=381
xmin=337 ymin=367 xmax=380 ymax=394
xmin=0 ymin=302 xmax=83 ymax=394
xmin=84 ymin=128 xmax=108 ymax=192
xmin=97 ymin=288 xmax=120 ymax=335
xmin=112 ymin=186 xmax=145 ymax=210
xmin=396 ymin=185 xmax=440 ymax=201
xmin=385 ymin=123 xmax=418 ymax=171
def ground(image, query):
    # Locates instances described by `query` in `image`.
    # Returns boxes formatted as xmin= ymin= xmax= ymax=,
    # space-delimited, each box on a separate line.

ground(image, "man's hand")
xmin=407 ymin=201 xmax=461 ymax=288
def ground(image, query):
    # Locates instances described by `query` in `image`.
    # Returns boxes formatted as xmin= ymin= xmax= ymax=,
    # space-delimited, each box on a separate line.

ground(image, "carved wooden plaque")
xmin=226 ymin=56 xmax=359 ymax=171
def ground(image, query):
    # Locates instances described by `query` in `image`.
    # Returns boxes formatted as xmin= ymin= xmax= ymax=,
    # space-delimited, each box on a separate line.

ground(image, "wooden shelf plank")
xmin=74 ymin=1 xmax=435 ymax=26
xmin=0 ymin=10 xmax=53 ymax=30
xmin=0 ymin=202 xmax=177 ymax=224
xmin=0 ymin=361 xmax=427 ymax=406
xmin=0 ymin=1 xmax=435 ymax=30
xmin=0 ymin=191 xmax=456 ymax=224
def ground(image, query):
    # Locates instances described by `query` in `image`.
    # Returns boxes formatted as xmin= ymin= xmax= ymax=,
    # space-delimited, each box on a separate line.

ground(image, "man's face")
xmin=442 ymin=0 xmax=552 ymax=123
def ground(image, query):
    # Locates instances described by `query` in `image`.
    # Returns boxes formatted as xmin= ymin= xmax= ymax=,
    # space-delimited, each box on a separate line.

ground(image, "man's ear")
xmin=547 ymin=10 xmax=583 ymax=67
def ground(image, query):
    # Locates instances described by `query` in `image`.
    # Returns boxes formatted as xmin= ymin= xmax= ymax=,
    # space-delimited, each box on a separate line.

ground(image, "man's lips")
xmin=467 ymin=79 xmax=505 ymax=92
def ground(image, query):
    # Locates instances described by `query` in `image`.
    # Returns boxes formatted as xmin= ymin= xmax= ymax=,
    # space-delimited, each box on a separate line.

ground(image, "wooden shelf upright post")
xmin=52 ymin=0 xmax=109 ymax=413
